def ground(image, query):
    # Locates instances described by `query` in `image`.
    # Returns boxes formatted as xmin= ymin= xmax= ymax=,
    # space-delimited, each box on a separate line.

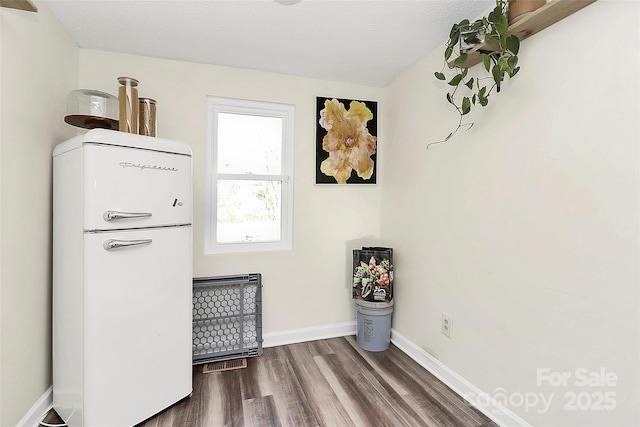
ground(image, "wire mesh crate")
xmin=192 ymin=274 xmax=263 ymax=364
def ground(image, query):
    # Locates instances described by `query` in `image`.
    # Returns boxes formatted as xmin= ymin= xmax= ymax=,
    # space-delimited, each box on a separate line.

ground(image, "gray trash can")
xmin=355 ymin=299 xmax=394 ymax=352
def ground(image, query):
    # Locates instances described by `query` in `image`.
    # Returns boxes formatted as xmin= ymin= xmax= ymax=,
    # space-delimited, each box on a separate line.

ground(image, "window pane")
xmin=217 ymin=113 xmax=282 ymax=175
xmin=217 ymin=180 xmax=281 ymax=244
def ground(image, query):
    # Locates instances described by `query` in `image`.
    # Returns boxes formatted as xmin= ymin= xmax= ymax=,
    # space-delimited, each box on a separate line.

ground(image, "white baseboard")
xmin=20 ymin=325 xmax=528 ymax=427
xmin=16 ymin=385 xmax=52 ymax=427
xmin=262 ymin=321 xmax=356 ymax=348
xmin=390 ymin=330 xmax=531 ymax=427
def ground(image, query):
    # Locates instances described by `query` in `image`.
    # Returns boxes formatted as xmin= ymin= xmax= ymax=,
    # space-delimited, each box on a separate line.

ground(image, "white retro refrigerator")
xmin=52 ymin=129 xmax=193 ymax=427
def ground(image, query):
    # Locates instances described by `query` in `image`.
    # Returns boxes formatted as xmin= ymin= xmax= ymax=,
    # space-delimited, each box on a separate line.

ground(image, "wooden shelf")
xmin=0 ymin=0 xmax=37 ymax=12
xmin=448 ymin=0 xmax=596 ymax=68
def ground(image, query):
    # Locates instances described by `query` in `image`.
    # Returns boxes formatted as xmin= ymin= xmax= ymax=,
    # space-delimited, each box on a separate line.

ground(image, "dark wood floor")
xmin=45 ymin=336 xmax=497 ymax=427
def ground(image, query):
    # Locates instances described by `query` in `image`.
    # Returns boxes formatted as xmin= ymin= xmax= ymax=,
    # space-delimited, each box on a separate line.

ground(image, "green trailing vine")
xmin=429 ymin=0 xmax=521 ymax=148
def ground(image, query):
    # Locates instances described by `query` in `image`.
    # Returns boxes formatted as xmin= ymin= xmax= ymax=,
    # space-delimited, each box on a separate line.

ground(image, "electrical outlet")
xmin=441 ymin=313 xmax=453 ymax=339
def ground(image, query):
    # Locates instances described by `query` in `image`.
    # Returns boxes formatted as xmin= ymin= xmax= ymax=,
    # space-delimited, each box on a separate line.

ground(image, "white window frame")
xmin=205 ymin=96 xmax=294 ymax=254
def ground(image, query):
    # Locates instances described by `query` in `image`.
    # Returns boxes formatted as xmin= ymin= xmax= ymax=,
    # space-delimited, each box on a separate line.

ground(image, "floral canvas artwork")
xmin=316 ymin=97 xmax=378 ymax=184
xmin=353 ymin=247 xmax=393 ymax=303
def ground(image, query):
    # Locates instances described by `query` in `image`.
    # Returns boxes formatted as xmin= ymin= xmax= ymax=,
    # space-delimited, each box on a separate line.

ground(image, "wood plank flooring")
xmin=44 ymin=336 xmax=498 ymax=427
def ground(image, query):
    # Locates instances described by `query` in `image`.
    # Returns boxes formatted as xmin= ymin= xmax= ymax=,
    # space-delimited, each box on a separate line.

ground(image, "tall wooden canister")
xmin=117 ymin=76 xmax=139 ymax=134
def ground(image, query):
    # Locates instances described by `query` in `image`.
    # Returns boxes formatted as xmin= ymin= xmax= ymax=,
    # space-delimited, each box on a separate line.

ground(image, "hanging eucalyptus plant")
xmin=430 ymin=0 xmax=521 ymax=148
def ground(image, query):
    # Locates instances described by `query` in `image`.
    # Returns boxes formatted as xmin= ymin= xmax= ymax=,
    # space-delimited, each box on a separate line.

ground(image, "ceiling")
xmin=42 ymin=0 xmax=493 ymax=88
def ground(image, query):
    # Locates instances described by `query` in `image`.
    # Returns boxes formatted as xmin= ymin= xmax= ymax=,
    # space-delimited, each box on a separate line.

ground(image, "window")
xmin=206 ymin=97 xmax=294 ymax=254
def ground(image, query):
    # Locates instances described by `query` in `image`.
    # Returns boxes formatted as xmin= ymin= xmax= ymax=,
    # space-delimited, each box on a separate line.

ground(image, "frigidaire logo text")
xmin=119 ymin=162 xmax=178 ymax=172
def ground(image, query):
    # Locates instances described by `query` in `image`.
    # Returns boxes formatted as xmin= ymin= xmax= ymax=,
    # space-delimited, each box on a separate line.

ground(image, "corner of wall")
xmin=1 ymin=2 xmax=80 ymax=426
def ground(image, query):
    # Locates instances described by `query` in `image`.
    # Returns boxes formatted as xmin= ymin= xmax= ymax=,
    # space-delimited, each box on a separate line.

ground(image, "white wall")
xmin=0 ymin=3 xmax=78 ymax=426
xmin=381 ymin=1 xmax=639 ymax=426
xmin=78 ymin=50 xmax=383 ymax=336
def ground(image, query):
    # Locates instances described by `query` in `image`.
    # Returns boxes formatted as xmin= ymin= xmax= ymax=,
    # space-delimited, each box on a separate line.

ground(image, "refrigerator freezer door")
xmin=82 ymin=226 xmax=192 ymax=427
xmin=83 ymin=143 xmax=192 ymax=231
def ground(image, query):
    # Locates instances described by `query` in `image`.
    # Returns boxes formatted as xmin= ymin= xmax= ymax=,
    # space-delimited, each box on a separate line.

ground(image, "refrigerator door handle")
xmin=103 ymin=239 xmax=153 ymax=251
xmin=103 ymin=210 xmax=153 ymax=222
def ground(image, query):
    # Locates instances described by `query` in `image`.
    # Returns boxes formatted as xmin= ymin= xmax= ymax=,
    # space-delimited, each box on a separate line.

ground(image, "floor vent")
xmin=202 ymin=358 xmax=247 ymax=373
